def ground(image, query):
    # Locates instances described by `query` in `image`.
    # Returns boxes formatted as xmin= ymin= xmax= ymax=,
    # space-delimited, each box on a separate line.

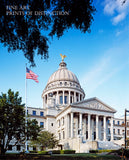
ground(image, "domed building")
xmin=42 ymin=60 xmax=85 ymax=109
xmin=27 ymin=57 xmax=126 ymax=153
xmin=6 ymin=56 xmax=128 ymax=153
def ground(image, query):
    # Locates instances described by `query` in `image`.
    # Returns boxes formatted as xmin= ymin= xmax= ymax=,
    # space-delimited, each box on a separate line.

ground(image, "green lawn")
xmin=0 ymin=152 xmax=122 ymax=160
xmin=51 ymin=153 xmax=121 ymax=159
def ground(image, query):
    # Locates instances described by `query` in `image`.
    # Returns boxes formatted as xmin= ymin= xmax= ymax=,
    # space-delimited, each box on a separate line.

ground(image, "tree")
xmin=0 ymin=89 xmax=40 ymax=154
xmin=30 ymin=131 xmax=59 ymax=150
xmin=0 ymin=0 xmax=96 ymax=66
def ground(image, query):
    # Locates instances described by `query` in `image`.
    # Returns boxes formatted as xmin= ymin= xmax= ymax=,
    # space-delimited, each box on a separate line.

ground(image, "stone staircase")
xmin=98 ymin=141 xmax=121 ymax=150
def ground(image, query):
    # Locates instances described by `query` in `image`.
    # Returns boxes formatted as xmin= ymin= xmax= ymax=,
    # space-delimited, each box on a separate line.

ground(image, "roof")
xmin=71 ymin=97 xmax=117 ymax=113
xmin=47 ymin=61 xmax=80 ymax=85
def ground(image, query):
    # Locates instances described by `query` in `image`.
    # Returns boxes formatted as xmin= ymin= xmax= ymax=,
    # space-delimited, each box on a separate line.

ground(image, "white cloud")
xmin=103 ymin=0 xmax=129 ymax=25
xmin=116 ymin=30 xmax=121 ymax=36
xmin=112 ymin=12 xmax=126 ymax=25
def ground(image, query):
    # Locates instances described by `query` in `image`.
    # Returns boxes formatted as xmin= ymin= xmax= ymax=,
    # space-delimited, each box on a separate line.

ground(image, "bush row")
xmin=37 ymin=150 xmax=76 ymax=154
xmin=89 ymin=149 xmax=115 ymax=153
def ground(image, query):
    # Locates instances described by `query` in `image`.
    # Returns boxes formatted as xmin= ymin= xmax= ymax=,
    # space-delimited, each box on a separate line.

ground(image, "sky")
xmin=0 ymin=0 xmax=129 ymax=118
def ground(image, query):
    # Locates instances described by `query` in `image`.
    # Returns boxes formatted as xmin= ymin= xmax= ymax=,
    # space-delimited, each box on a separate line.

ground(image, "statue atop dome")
xmin=60 ymin=54 xmax=66 ymax=61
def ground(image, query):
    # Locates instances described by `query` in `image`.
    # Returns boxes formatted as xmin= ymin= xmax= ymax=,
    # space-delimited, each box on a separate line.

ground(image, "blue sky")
xmin=0 ymin=0 xmax=129 ymax=117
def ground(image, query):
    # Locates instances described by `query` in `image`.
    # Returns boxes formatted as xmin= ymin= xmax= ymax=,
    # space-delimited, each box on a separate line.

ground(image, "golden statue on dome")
xmin=60 ymin=54 xmax=66 ymax=61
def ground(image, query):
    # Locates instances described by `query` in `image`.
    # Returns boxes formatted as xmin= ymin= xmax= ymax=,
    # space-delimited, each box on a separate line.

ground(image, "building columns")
xmin=69 ymin=91 xmax=70 ymax=104
xmin=88 ymin=114 xmax=91 ymax=140
xmin=71 ymin=112 xmax=73 ymax=138
xmin=103 ymin=116 xmax=107 ymax=141
xmin=74 ymin=92 xmax=76 ymax=103
xmin=57 ymin=91 xmax=59 ymax=104
xmin=79 ymin=113 xmax=82 ymax=135
xmin=110 ymin=117 xmax=114 ymax=141
xmin=96 ymin=115 xmax=99 ymax=141
xmin=78 ymin=93 xmax=80 ymax=102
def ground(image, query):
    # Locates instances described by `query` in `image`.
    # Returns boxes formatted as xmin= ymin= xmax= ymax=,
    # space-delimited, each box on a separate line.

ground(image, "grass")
xmin=0 ymin=152 xmax=121 ymax=160
xmin=51 ymin=153 xmax=121 ymax=159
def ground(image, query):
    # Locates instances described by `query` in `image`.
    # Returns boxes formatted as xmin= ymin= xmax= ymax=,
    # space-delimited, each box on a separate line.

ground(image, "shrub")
xmin=38 ymin=151 xmax=48 ymax=154
xmin=98 ymin=149 xmax=115 ymax=153
xmin=123 ymin=149 xmax=129 ymax=158
xmin=29 ymin=150 xmax=37 ymax=153
xmin=52 ymin=150 xmax=60 ymax=154
xmin=89 ymin=150 xmax=98 ymax=153
xmin=60 ymin=150 xmax=76 ymax=154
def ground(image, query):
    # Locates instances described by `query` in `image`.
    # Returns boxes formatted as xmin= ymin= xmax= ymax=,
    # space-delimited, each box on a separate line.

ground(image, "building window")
xmin=40 ymin=111 xmax=44 ymax=116
xmin=117 ymin=121 xmax=120 ymax=125
xmin=64 ymin=96 xmax=67 ymax=104
xmin=107 ymin=120 xmax=110 ymax=125
xmin=101 ymin=120 xmax=103 ymax=126
xmin=62 ymin=117 xmax=64 ymax=125
xmin=58 ymin=120 xmax=61 ymax=127
xmin=8 ymin=145 xmax=12 ymax=150
xmin=40 ymin=122 xmax=44 ymax=128
xmin=17 ymin=145 xmax=20 ymax=151
xmin=33 ymin=110 xmax=36 ymax=116
xmin=60 ymin=96 xmax=63 ymax=104
xmin=59 ymin=133 xmax=61 ymax=140
xmin=113 ymin=129 xmax=115 ymax=135
xmin=51 ymin=123 xmax=53 ymax=126
xmin=64 ymin=82 xmax=67 ymax=86
xmin=113 ymin=120 xmax=115 ymax=125
xmin=118 ymin=129 xmax=120 ymax=135
xmin=108 ymin=128 xmax=110 ymax=134
xmin=63 ymin=131 xmax=65 ymax=139
xmin=70 ymin=96 xmax=72 ymax=103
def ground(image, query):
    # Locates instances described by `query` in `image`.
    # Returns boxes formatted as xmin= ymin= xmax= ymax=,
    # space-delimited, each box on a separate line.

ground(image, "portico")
xmin=66 ymin=112 xmax=113 ymax=141
xmin=56 ymin=97 xmax=116 ymax=145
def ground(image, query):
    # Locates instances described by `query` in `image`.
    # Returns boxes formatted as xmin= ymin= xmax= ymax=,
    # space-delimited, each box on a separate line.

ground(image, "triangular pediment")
xmin=71 ymin=97 xmax=116 ymax=113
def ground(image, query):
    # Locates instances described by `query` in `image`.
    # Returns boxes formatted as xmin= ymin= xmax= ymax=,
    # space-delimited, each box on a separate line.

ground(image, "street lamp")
xmin=125 ymin=109 xmax=129 ymax=149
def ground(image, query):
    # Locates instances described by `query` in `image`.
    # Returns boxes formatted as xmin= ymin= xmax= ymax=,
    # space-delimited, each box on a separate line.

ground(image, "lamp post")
xmin=125 ymin=109 xmax=129 ymax=149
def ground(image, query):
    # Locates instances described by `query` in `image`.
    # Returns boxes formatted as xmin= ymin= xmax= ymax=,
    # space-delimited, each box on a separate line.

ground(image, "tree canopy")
xmin=0 ymin=89 xmax=40 ymax=154
xmin=0 ymin=0 xmax=96 ymax=66
xmin=30 ymin=131 xmax=59 ymax=150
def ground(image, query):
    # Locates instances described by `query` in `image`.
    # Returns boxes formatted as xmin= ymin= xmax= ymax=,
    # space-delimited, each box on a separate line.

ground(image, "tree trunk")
xmin=0 ymin=145 xmax=6 ymax=155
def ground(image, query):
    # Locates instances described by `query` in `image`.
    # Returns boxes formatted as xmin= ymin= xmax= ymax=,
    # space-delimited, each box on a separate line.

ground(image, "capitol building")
xmin=8 ymin=57 xmax=129 ymax=153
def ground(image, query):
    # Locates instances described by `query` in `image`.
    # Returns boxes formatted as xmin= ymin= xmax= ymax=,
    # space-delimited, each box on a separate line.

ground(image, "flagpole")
xmin=25 ymin=63 xmax=28 ymax=153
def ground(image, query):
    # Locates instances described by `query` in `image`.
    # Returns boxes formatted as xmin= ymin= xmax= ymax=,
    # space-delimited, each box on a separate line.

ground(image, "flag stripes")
xmin=26 ymin=67 xmax=39 ymax=83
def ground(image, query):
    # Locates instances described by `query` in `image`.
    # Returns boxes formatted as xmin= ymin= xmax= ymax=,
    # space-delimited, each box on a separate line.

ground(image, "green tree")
xmin=0 ymin=89 xmax=40 ymax=154
xmin=30 ymin=131 xmax=59 ymax=150
xmin=0 ymin=0 xmax=96 ymax=66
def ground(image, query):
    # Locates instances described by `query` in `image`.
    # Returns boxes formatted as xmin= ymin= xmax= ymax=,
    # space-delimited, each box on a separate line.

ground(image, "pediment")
xmin=71 ymin=97 xmax=116 ymax=113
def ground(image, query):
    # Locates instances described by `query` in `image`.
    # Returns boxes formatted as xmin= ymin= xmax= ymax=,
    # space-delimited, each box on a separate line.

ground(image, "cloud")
xmin=103 ymin=0 xmax=129 ymax=25
xmin=112 ymin=12 xmax=126 ymax=25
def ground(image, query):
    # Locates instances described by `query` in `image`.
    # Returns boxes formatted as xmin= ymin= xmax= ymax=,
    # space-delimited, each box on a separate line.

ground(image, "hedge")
xmin=89 ymin=149 xmax=115 ymax=153
xmin=38 ymin=151 xmax=49 ymax=154
xmin=60 ymin=150 xmax=76 ymax=154
xmin=52 ymin=150 xmax=60 ymax=154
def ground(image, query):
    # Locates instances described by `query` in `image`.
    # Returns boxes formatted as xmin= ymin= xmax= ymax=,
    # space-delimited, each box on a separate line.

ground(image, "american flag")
xmin=26 ymin=67 xmax=39 ymax=83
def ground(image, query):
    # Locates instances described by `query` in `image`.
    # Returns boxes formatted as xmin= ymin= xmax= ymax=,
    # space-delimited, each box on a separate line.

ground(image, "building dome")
xmin=42 ymin=59 xmax=85 ymax=108
xmin=47 ymin=61 xmax=80 ymax=85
